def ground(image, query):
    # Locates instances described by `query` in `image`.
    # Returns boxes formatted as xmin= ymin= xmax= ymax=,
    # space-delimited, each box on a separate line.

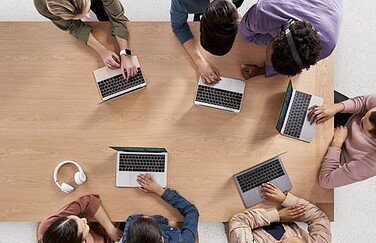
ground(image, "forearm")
xmin=182 ymin=38 xmax=206 ymax=67
xmin=115 ymin=36 xmax=129 ymax=51
xmin=87 ymin=32 xmax=106 ymax=56
xmin=93 ymin=205 xmax=115 ymax=233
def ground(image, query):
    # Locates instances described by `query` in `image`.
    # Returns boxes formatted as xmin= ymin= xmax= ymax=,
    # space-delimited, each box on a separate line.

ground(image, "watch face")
xmin=126 ymin=49 xmax=132 ymax=55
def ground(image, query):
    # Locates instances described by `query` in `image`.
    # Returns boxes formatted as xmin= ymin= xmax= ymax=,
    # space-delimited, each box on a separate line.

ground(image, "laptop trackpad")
xmin=130 ymin=173 xmax=166 ymax=188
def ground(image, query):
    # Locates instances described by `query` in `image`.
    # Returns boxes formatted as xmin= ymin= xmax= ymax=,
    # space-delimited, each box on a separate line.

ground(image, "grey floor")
xmin=1 ymin=1 xmax=376 ymax=242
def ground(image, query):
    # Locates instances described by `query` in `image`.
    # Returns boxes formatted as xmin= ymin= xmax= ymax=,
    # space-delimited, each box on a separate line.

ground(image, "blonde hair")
xmin=46 ymin=0 xmax=89 ymax=19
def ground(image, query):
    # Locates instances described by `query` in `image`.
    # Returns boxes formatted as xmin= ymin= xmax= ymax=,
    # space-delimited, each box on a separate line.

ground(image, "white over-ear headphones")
xmin=53 ymin=160 xmax=87 ymax=193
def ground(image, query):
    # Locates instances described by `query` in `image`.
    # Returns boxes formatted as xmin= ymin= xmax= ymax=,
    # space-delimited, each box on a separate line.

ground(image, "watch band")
xmin=120 ymin=49 xmax=132 ymax=56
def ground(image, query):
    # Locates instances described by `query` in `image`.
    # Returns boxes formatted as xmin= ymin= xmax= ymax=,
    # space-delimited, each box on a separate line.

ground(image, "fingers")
xmin=112 ymin=53 xmax=120 ymax=64
xmin=202 ymin=72 xmax=219 ymax=84
xmin=241 ymin=68 xmax=250 ymax=80
xmin=107 ymin=57 xmax=120 ymax=69
xmin=138 ymin=186 xmax=148 ymax=193
xmin=213 ymin=67 xmax=221 ymax=80
xmin=288 ymin=206 xmax=306 ymax=216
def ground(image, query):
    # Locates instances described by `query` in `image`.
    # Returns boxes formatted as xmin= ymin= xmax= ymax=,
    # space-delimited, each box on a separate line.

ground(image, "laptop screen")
xmin=276 ymin=80 xmax=293 ymax=132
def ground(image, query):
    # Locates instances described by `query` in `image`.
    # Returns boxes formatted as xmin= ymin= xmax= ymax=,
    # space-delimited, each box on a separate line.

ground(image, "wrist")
xmin=278 ymin=194 xmax=287 ymax=204
xmin=334 ymin=103 xmax=345 ymax=113
xmin=156 ymin=187 xmax=165 ymax=197
xmin=331 ymin=140 xmax=343 ymax=148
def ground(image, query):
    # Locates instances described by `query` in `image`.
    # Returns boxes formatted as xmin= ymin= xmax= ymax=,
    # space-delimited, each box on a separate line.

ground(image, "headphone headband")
xmin=283 ymin=19 xmax=305 ymax=69
xmin=53 ymin=160 xmax=83 ymax=187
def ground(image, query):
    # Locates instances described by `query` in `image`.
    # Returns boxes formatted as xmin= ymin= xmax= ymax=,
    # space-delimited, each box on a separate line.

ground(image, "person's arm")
xmin=183 ymin=39 xmax=220 ymax=83
xmin=115 ymin=36 xmax=137 ymax=80
xmin=341 ymin=95 xmax=376 ymax=115
xmin=101 ymin=0 xmax=136 ymax=79
xmin=170 ymin=0 xmax=220 ymax=83
xmin=161 ymin=188 xmax=199 ymax=243
xmin=281 ymin=193 xmax=331 ymax=243
xmin=319 ymin=146 xmax=376 ymax=189
xmin=137 ymin=174 xmax=199 ymax=243
xmin=38 ymin=194 xmax=101 ymax=240
xmin=319 ymin=125 xmax=376 ymax=188
xmin=101 ymin=0 xmax=129 ymax=40
xmin=93 ymin=205 xmax=122 ymax=241
xmin=229 ymin=208 xmax=280 ymax=243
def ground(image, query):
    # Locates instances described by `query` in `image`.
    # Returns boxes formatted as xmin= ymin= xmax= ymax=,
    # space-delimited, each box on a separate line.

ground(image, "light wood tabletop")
xmin=0 ymin=22 xmax=333 ymax=222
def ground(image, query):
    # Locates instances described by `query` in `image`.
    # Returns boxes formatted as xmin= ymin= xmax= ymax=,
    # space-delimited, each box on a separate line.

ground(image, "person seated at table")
xmin=37 ymin=194 xmax=122 ymax=243
xmin=170 ymin=0 xmax=242 ymax=84
xmin=34 ymin=0 xmax=137 ymax=80
xmin=239 ymin=0 xmax=342 ymax=79
xmin=308 ymin=94 xmax=376 ymax=188
xmin=229 ymin=183 xmax=331 ymax=243
xmin=122 ymin=174 xmax=199 ymax=243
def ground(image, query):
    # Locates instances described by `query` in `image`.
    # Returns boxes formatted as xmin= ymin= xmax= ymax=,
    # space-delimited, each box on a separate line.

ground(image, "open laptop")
xmin=233 ymin=152 xmax=292 ymax=208
xmin=109 ymin=146 xmax=168 ymax=187
xmin=194 ymin=77 xmax=245 ymax=113
xmin=276 ymin=80 xmax=323 ymax=142
xmin=93 ymin=56 xmax=146 ymax=103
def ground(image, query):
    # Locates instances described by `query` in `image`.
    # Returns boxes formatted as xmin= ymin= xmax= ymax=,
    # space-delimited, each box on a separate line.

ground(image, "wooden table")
xmin=0 ymin=22 xmax=334 ymax=222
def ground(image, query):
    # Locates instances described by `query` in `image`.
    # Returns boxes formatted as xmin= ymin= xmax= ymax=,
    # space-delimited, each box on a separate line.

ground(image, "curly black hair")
xmin=368 ymin=111 xmax=376 ymax=139
xmin=271 ymin=21 xmax=322 ymax=76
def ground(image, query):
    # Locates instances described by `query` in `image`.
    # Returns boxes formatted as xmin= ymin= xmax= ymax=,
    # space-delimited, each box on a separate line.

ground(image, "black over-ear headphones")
xmin=281 ymin=19 xmax=305 ymax=69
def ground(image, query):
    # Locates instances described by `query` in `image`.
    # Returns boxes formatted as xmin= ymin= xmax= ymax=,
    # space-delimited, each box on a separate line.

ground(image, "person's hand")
xmin=260 ymin=182 xmax=287 ymax=204
xmin=331 ymin=126 xmax=348 ymax=148
xmin=197 ymin=59 xmax=221 ymax=84
xmin=308 ymin=103 xmax=344 ymax=124
xmin=100 ymin=49 xmax=120 ymax=69
xmin=240 ymin=64 xmax=265 ymax=80
xmin=137 ymin=174 xmax=165 ymax=196
xmin=278 ymin=206 xmax=306 ymax=222
xmin=120 ymin=55 xmax=137 ymax=81
xmin=106 ymin=225 xmax=122 ymax=242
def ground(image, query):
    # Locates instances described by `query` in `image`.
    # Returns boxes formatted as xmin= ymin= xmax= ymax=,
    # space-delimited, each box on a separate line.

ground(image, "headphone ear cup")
xmin=74 ymin=171 xmax=86 ymax=185
xmin=60 ymin=183 xmax=74 ymax=193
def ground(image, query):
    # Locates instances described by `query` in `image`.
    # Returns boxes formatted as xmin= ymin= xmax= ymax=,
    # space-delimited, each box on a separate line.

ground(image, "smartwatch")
xmin=120 ymin=49 xmax=132 ymax=56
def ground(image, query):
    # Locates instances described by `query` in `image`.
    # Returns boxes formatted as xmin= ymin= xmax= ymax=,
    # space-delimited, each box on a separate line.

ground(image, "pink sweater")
xmin=229 ymin=193 xmax=331 ymax=243
xmin=319 ymin=95 xmax=376 ymax=188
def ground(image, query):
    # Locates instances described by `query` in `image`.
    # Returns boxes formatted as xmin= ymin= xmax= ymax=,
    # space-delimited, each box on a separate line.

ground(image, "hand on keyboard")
xmin=100 ymin=49 xmax=121 ymax=69
xmin=260 ymin=182 xmax=287 ymax=204
xmin=308 ymin=103 xmax=344 ymax=124
xmin=198 ymin=59 xmax=221 ymax=84
xmin=121 ymin=55 xmax=137 ymax=81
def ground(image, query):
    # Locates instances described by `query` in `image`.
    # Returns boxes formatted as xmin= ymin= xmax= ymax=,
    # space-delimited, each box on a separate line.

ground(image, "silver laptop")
xmin=234 ymin=152 xmax=292 ymax=208
xmin=110 ymin=147 xmax=168 ymax=187
xmin=276 ymin=80 xmax=323 ymax=142
xmin=194 ymin=77 xmax=245 ymax=113
xmin=93 ymin=56 xmax=146 ymax=103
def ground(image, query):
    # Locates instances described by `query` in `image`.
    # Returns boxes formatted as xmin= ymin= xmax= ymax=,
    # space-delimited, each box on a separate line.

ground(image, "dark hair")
xmin=41 ymin=217 xmax=83 ymax=243
xmin=368 ymin=111 xmax=376 ymax=138
xmin=126 ymin=217 xmax=162 ymax=243
xmin=272 ymin=21 xmax=321 ymax=76
xmin=200 ymin=0 xmax=239 ymax=56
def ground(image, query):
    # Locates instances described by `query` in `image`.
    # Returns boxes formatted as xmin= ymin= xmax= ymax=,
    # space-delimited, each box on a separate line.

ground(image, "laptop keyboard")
xmin=284 ymin=91 xmax=312 ymax=138
xmin=98 ymin=67 xmax=145 ymax=98
xmin=119 ymin=154 xmax=165 ymax=172
xmin=195 ymin=85 xmax=243 ymax=110
xmin=236 ymin=159 xmax=285 ymax=193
